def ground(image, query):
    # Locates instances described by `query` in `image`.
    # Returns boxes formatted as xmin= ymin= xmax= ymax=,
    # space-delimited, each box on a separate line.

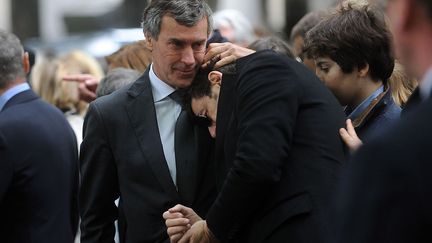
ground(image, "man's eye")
xmin=193 ymin=43 xmax=205 ymax=51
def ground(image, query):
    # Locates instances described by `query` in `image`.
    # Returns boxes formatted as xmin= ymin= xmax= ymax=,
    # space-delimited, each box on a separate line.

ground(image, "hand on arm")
xmin=163 ymin=204 xmax=202 ymax=243
xmin=178 ymin=220 xmax=219 ymax=243
xmin=63 ymin=74 xmax=100 ymax=103
xmin=203 ymin=42 xmax=255 ymax=69
xmin=339 ymin=119 xmax=363 ymax=153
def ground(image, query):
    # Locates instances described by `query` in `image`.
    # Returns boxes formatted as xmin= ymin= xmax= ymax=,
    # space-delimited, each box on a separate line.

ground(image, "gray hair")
xmin=96 ymin=68 xmax=141 ymax=97
xmin=0 ymin=30 xmax=25 ymax=89
xmin=213 ymin=9 xmax=255 ymax=46
xmin=141 ymin=0 xmax=213 ymax=40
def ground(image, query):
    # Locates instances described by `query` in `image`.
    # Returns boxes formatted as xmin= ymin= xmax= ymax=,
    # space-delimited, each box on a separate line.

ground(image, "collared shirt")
xmin=149 ymin=64 xmax=182 ymax=185
xmin=419 ymin=67 xmax=432 ymax=100
xmin=0 ymin=82 xmax=31 ymax=112
xmin=347 ymin=85 xmax=384 ymax=120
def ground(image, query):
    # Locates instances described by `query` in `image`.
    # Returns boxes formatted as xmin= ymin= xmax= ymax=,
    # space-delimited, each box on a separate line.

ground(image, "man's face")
xmin=315 ymin=56 xmax=359 ymax=106
xmin=191 ymin=85 xmax=220 ymax=138
xmin=146 ymin=16 xmax=208 ymax=88
xmin=385 ymin=0 xmax=416 ymax=75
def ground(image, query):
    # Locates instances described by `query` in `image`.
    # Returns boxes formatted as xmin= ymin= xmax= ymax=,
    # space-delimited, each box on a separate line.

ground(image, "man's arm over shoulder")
xmin=79 ymin=102 xmax=119 ymax=243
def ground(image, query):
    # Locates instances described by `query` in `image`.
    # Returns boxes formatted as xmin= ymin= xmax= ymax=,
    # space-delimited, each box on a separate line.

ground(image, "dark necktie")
xmin=169 ymin=90 xmax=196 ymax=204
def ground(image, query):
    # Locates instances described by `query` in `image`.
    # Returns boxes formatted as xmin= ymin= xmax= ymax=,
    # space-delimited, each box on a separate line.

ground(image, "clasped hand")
xmin=163 ymin=204 xmax=218 ymax=243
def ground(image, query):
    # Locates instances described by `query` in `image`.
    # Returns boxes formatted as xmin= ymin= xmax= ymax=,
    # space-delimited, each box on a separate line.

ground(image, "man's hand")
xmin=63 ymin=74 xmax=100 ymax=103
xmin=178 ymin=220 xmax=218 ymax=243
xmin=339 ymin=119 xmax=363 ymax=153
xmin=203 ymin=42 xmax=255 ymax=69
xmin=163 ymin=204 xmax=202 ymax=243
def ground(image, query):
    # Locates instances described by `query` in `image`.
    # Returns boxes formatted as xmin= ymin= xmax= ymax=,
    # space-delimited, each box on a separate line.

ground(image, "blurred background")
xmin=0 ymin=0 xmax=337 ymax=58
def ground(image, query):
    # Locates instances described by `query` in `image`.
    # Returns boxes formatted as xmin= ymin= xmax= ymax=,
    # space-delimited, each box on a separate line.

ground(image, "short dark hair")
xmin=141 ymin=0 xmax=213 ymax=40
xmin=304 ymin=3 xmax=395 ymax=83
xmin=189 ymin=62 xmax=236 ymax=99
xmin=0 ymin=30 xmax=25 ymax=88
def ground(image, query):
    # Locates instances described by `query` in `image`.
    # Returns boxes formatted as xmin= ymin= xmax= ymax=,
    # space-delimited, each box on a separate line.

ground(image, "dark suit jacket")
xmin=333 ymin=90 xmax=432 ymax=243
xmin=206 ymin=51 xmax=348 ymax=243
xmin=79 ymin=68 xmax=215 ymax=243
xmin=0 ymin=89 xmax=79 ymax=243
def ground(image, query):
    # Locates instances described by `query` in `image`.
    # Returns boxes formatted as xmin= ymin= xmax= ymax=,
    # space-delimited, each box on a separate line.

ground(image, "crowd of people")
xmin=0 ymin=0 xmax=431 ymax=242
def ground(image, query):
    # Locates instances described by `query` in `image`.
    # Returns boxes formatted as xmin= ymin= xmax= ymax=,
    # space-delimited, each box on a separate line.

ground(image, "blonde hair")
xmin=388 ymin=61 xmax=418 ymax=107
xmin=32 ymin=50 xmax=104 ymax=115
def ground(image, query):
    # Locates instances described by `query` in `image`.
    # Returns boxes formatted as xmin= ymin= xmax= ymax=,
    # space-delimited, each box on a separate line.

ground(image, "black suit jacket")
xmin=334 ymin=89 xmax=432 ymax=243
xmin=0 ymin=89 xmax=79 ymax=243
xmin=79 ymin=68 xmax=215 ymax=243
xmin=206 ymin=51 xmax=348 ymax=243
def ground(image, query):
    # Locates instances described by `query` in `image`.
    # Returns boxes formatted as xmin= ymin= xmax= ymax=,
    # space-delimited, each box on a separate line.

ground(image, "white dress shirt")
xmin=149 ymin=64 xmax=182 ymax=185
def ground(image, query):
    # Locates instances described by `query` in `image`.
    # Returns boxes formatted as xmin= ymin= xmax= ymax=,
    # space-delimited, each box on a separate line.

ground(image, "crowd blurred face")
xmin=315 ymin=56 xmax=359 ymax=106
xmin=385 ymin=0 xmax=419 ymax=78
xmin=146 ymin=16 xmax=208 ymax=89
xmin=292 ymin=35 xmax=316 ymax=71
xmin=190 ymin=71 xmax=222 ymax=138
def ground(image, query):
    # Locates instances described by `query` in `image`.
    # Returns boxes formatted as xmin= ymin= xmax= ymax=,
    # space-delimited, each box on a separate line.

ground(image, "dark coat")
xmin=334 ymin=91 xmax=432 ymax=243
xmin=206 ymin=51 xmax=348 ymax=243
xmin=79 ymin=68 xmax=216 ymax=243
xmin=0 ymin=89 xmax=79 ymax=243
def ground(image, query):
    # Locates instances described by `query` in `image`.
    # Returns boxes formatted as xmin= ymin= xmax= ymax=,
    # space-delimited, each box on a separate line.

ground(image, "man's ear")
xmin=22 ymin=52 xmax=30 ymax=74
xmin=208 ymin=71 xmax=222 ymax=85
xmin=358 ymin=63 xmax=369 ymax=78
xmin=145 ymin=34 xmax=153 ymax=51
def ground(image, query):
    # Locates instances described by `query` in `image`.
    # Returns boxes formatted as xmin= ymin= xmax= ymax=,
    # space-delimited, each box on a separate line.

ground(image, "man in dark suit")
xmin=164 ymin=50 xmax=347 ymax=243
xmin=0 ymin=30 xmax=79 ymax=242
xmin=331 ymin=0 xmax=432 ymax=242
xmin=79 ymin=1 xmax=216 ymax=242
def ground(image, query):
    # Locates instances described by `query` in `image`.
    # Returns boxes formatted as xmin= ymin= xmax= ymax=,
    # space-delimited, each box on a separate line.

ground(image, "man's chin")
xmin=176 ymin=79 xmax=194 ymax=89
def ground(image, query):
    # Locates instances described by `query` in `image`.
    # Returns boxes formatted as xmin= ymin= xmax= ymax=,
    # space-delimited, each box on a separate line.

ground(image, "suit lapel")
xmin=125 ymin=70 xmax=179 ymax=199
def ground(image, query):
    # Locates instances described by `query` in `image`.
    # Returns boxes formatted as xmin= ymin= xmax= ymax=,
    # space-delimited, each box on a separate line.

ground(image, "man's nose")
xmin=181 ymin=47 xmax=195 ymax=66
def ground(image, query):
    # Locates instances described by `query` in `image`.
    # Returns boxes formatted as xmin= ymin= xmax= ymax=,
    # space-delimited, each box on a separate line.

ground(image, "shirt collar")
xmin=149 ymin=64 xmax=176 ymax=103
xmin=419 ymin=67 xmax=432 ymax=100
xmin=347 ymin=85 xmax=384 ymax=120
xmin=0 ymin=82 xmax=31 ymax=111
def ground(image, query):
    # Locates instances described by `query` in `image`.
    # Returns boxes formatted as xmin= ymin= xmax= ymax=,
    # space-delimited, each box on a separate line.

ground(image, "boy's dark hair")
xmin=304 ymin=3 xmax=395 ymax=83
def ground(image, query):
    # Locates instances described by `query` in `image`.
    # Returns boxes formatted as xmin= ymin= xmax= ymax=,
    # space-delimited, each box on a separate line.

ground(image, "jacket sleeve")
xmin=79 ymin=103 xmax=119 ymax=243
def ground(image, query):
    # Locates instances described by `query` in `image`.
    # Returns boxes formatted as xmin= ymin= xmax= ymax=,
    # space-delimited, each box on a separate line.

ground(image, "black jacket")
xmin=206 ymin=51 xmax=348 ymax=243
xmin=0 ymin=89 xmax=79 ymax=243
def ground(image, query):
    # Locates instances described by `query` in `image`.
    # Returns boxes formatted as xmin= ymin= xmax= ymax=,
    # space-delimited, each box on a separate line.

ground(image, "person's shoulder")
xmin=355 ymin=103 xmax=432 ymax=164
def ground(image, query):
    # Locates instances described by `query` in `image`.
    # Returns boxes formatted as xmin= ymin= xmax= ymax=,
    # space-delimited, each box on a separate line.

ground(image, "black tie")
xmin=170 ymin=90 xmax=196 ymax=204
